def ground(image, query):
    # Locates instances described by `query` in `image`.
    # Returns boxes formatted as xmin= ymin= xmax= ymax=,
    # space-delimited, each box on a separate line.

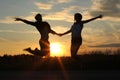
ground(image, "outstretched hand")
xmin=98 ymin=15 xmax=103 ymax=18
xmin=14 ymin=18 xmax=22 ymax=21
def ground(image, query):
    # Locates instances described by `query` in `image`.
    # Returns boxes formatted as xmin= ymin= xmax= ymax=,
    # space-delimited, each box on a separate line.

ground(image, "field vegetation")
xmin=0 ymin=49 xmax=120 ymax=71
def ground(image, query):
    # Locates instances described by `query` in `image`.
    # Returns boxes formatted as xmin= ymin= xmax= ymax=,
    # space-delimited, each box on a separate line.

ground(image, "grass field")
xmin=0 ymin=48 xmax=120 ymax=71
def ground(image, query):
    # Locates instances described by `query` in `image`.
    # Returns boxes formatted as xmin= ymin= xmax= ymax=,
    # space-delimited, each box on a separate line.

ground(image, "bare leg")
xmin=39 ymin=39 xmax=50 ymax=57
xmin=71 ymin=43 xmax=81 ymax=57
xmin=71 ymin=37 xmax=82 ymax=58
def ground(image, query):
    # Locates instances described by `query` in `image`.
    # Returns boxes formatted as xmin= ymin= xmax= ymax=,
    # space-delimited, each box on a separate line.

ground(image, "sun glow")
xmin=50 ymin=43 xmax=62 ymax=56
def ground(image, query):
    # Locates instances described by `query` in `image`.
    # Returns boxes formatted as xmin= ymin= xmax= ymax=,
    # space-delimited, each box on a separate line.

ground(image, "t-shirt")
xmin=71 ymin=23 xmax=83 ymax=38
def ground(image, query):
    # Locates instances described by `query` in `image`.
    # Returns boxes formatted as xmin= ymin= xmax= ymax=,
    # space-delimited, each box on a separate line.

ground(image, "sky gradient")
xmin=0 ymin=0 xmax=120 ymax=56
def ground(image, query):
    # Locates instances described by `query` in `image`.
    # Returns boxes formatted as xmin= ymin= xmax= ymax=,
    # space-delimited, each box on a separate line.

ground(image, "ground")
xmin=0 ymin=49 xmax=120 ymax=80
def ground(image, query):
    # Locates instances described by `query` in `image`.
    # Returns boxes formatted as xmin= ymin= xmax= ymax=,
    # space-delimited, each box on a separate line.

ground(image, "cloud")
xmin=43 ymin=8 xmax=72 ymax=22
xmin=109 ymin=23 xmax=120 ymax=40
xmin=0 ymin=37 xmax=9 ymax=42
xmin=82 ymin=20 xmax=120 ymax=47
xmin=0 ymin=4 xmax=88 ymax=24
xmin=35 ymin=2 xmax=53 ymax=10
xmin=0 ymin=29 xmax=38 ymax=34
xmin=0 ymin=16 xmax=16 ymax=24
xmin=58 ymin=0 xmax=72 ymax=3
xmin=52 ymin=26 xmax=69 ymax=32
xmin=89 ymin=0 xmax=120 ymax=21
xmin=44 ymin=6 xmax=84 ymax=22
xmin=89 ymin=43 xmax=120 ymax=48
xmin=0 ymin=12 xmax=37 ymax=24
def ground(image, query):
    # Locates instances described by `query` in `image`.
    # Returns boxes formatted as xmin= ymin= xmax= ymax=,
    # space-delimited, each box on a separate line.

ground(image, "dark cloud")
xmin=90 ymin=0 xmax=120 ymax=19
xmin=89 ymin=43 xmax=120 ymax=48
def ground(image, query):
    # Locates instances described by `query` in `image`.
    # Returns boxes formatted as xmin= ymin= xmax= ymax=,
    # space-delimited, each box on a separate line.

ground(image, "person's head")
xmin=74 ymin=13 xmax=82 ymax=22
xmin=35 ymin=13 xmax=42 ymax=22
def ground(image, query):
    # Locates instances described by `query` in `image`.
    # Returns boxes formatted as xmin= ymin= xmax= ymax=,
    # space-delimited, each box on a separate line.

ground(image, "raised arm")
xmin=15 ymin=18 xmax=35 ymax=26
xmin=83 ymin=15 xmax=103 ymax=23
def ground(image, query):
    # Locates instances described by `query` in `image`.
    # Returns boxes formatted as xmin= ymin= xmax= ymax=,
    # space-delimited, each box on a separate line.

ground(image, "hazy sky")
xmin=0 ymin=0 xmax=120 ymax=56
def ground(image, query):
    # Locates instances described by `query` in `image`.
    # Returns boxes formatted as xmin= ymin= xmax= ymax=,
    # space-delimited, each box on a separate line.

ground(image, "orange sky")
xmin=0 ymin=0 xmax=120 ymax=56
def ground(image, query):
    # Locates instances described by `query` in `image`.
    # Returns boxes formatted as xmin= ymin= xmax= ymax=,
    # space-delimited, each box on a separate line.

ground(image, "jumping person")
xmin=15 ymin=13 xmax=59 ymax=57
xmin=59 ymin=13 xmax=103 ymax=58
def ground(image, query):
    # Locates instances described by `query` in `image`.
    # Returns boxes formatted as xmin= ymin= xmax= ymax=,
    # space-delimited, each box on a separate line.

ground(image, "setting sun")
xmin=50 ymin=43 xmax=62 ymax=56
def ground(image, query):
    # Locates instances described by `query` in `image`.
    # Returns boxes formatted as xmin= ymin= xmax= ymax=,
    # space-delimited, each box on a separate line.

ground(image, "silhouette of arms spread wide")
xmin=15 ymin=18 xmax=59 ymax=36
xmin=59 ymin=15 xmax=103 ymax=36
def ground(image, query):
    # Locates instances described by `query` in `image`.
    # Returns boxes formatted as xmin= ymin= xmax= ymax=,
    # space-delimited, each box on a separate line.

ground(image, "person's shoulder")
xmin=43 ymin=21 xmax=50 ymax=25
xmin=43 ymin=21 xmax=49 ymax=24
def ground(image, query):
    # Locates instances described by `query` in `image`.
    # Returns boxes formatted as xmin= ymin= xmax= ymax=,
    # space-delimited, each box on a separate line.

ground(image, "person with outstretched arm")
xmin=15 ymin=13 xmax=59 ymax=57
xmin=59 ymin=13 xmax=103 ymax=58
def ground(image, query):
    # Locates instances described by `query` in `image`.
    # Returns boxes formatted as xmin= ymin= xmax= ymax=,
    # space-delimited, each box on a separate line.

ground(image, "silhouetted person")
xmin=15 ymin=13 xmax=59 ymax=57
xmin=60 ymin=13 xmax=103 ymax=58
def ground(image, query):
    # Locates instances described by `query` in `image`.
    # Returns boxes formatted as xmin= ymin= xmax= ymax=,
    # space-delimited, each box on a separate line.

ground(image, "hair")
xmin=35 ymin=13 xmax=42 ymax=21
xmin=74 ymin=13 xmax=82 ymax=22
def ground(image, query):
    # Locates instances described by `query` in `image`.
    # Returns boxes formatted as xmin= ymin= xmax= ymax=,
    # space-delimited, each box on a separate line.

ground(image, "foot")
xmin=23 ymin=47 xmax=50 ymax=57
xmin=23 ymin=47 xmax=44 ymax=57
xmin=23 ymin=47 xmax=31 ymax=52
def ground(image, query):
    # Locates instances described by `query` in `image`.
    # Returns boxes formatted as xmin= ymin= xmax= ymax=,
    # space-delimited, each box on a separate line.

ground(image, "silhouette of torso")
xmin=33 ymin=21 xmax=51 ymax=41
xmin=71 ymin=22 xmax=83 ymax=38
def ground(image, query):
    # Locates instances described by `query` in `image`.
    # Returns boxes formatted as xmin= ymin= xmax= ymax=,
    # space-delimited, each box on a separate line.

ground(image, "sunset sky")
xmin=0 ymin=0 xmax=120 ymax=56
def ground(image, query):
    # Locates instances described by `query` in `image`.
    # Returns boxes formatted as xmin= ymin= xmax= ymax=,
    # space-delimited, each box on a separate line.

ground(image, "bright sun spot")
xmin=50 ymin=43 xmax=62 ymax=56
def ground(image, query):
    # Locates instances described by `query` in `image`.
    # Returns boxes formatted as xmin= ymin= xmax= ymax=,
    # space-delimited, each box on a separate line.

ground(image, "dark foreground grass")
xmin=0 ymin=49 xmax=120 ymax=71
